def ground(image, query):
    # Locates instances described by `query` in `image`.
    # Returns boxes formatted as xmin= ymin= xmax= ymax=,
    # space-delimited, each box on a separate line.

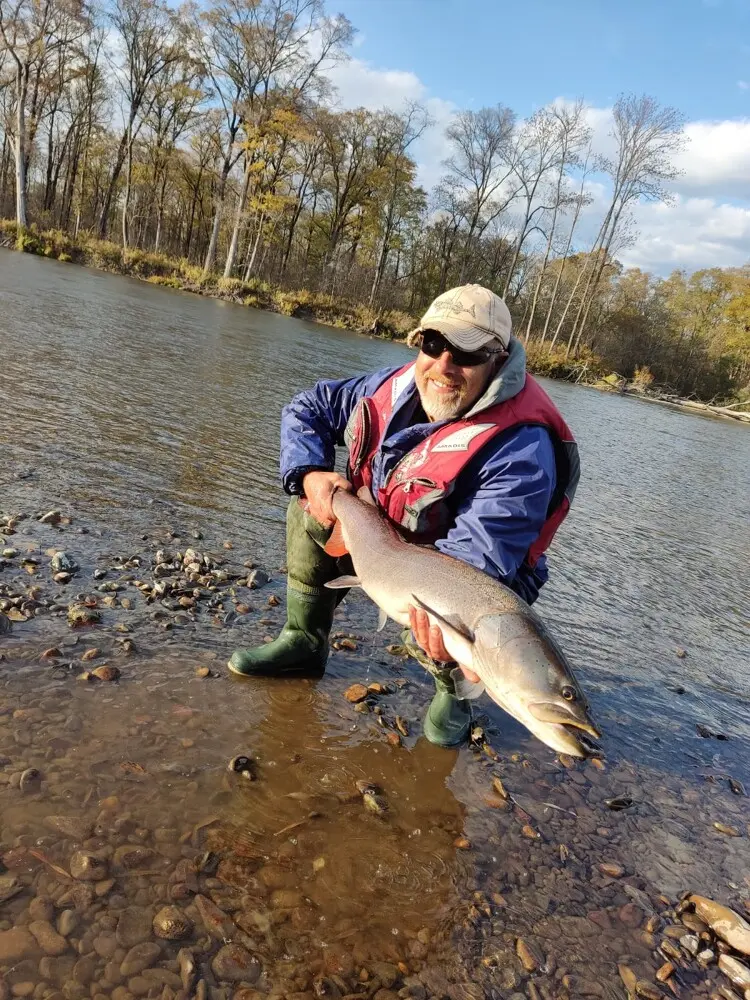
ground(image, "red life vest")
xmin=344 ymin=362 xmax=580 ymax=568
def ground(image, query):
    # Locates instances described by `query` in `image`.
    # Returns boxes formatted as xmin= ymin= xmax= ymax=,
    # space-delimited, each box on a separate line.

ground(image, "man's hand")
xmin=408 ymin=605 xmax=481 ymax=683
xmin=301 ymin=471 xmax=352 ymax=528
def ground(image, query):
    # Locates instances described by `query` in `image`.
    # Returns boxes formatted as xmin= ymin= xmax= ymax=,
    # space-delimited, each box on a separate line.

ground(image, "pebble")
xmin=57 ymin=910 xmax=78 ymax=937
xmin=19 ymin=767 xmax=41 ymax=793
xmin=656 ymin=962 xmax=675 ymax=982
xmin=116 ymin=907 xmax=154 ymax=947
xmin=120 ymin=942 xmax=162 ymax=977
xmin=635 ymin=983 xmax=663 ymax=999
xmin=690 ymin=895 xmax=750 ymax=956
xmin=619 ymin=903 xmax=644 ymax=928
xmin=211 ymin=943 xmax=261 ymax=982
xmin=0 ymin=928 xmax=36 ymax=962
xmin=92 ymin=664 xmax=121 ymax=682
xmin=194 ymin=894 xmax=235 ymax=940
xmin=195 ymin=666 xmax=211 ymax=678
xmin=719 ymin=955 xmax=750 ymax=989
xmin=152 ymin=906 xmax=193 ymax=940
xmin=28 ymin=896 xmax=55 ymax=921
xmin=599 ymin=862 xmax=624 ymax=877
xmin=29 ymin=919 xmax=67 ymax=956
xmin=44 ymin=815 xmax=93 ymax=840
xmin=714 ymin=822 xmax=741 ymax=836
xmin=515 ymin=938 xmax=540 ymax=972
xmin=344 ymin=684 xmax=368 ymax=703
xmin=80 ymin=647 xmax=100 ymax=661
xmin=69 ymin=851 xmax=109 ymax=881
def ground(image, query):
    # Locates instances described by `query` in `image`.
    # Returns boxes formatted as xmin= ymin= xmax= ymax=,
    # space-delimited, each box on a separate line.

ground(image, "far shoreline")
xmin=2 ymin=233 xmax=748 ymax=427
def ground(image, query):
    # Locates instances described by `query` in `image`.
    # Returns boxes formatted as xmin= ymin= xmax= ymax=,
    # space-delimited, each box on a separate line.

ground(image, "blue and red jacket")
xmin=280 ymin=339 xmax=579 ymax=604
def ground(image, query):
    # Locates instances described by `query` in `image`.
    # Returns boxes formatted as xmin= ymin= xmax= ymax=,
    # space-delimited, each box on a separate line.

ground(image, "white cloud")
xmin=625 ymin=197 xmax=750 ymax=272
xmin=325 ymin=58 xmax=750 ymax=275
xmin=738 ymin=80 xmax=749 ymax=90
xmin=326 ymin=56 xmax=457 ymax=190
xmin=674 ymin=119 xmax=750 ymax=199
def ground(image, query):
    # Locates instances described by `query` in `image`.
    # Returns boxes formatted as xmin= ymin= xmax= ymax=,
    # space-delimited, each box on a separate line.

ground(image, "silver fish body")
xmin=327 ymin=488 xmax=600 ymax=758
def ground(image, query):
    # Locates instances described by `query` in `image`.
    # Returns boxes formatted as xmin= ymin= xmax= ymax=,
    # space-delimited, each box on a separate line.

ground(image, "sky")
xmin=321 ymin=0 xmax=750 ymax=275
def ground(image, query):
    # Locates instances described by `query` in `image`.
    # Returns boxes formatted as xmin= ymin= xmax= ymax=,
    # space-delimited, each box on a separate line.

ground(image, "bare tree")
xmin=441 ymin=105 xmax=517 ymax=285
xmin=98 ymin=0 xmax=180 ymax=243
xmin=565 ymin=93 xmax=686 ymax=354
xmin=0 ymin=0 xmax=87 ymax=227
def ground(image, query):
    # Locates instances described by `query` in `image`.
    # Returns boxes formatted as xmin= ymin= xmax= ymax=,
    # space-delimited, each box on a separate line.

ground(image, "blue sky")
xmin=326 ymin=0 xmax=750 ymax=274
xmin=335 ymin=0 xmax=750 ymax=120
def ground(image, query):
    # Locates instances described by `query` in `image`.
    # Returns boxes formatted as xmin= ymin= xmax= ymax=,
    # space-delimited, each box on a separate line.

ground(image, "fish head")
xmin=473 ymin=613 xmax=601 ymax=758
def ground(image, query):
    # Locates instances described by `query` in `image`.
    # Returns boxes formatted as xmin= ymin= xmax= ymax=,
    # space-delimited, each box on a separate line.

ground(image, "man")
xmin=229 ymin=284 xmax=579 ymax=747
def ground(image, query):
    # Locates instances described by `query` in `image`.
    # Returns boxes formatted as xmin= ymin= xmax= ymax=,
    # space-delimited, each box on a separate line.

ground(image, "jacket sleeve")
xmin=435 ymin=425 xmax=557 ymax=585
xmin=280 ymin=366 xmax=399 ymax=494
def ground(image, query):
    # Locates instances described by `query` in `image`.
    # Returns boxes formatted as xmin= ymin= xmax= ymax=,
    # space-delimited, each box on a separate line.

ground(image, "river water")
xmin=1 ymin=250 xmax=749 ymax=1000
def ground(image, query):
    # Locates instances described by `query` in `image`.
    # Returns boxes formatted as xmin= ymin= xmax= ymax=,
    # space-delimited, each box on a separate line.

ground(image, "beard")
xmin=416 ymin=376 xmax=468 ymax=421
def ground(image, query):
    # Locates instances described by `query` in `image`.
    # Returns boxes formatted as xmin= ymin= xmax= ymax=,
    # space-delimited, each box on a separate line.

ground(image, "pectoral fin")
xmin=450 ymin=666 xmax=485 ymax=700
xmin=376 ymin=607 xmax=388 ymax=632
xmin=324 ymin=576 xmax=362 ymax=589
xmin=323 ymin=521 xmax=348 ymax=557
xmin=409 ymin=594 xmax=475 ymax=666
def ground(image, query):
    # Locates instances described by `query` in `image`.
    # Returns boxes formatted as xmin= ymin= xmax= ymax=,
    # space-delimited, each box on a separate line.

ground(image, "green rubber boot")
xmin=400 ymin=628 xmax=472 ymax=747
xmin=228 ymin=499 xmax=347 ymax=678
xmin=228 ymin=585 xmax=337 ymax=677
xmin=423 ymin=669 xmax=472 ymax=746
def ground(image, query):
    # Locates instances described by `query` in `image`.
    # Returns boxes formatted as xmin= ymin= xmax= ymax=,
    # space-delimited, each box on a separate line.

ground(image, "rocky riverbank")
xmin=2 ymin=505 xmax=750 ymax=1000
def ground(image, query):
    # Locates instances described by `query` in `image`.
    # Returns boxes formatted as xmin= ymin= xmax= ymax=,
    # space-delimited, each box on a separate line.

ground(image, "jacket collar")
xmin=463 ymin=336 xmax=527 ymax=418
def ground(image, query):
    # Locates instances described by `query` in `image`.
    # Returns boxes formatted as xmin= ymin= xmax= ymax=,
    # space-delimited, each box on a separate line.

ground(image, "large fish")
xmin=323 ymin=487 xmax=601 ymax=758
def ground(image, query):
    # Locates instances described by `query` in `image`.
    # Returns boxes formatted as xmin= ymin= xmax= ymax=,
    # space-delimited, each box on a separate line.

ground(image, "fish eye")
xmin=561 ymin=685 xmax=577 ymax=702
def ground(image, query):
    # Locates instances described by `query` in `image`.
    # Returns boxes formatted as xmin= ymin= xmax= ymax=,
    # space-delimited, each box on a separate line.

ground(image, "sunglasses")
xmin=416 ymin=329 xmax=499 ymax=368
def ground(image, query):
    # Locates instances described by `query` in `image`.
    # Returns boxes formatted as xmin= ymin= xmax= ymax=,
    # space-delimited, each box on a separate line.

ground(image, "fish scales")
xmin=328 ymin=488 xmax=600 ymax=758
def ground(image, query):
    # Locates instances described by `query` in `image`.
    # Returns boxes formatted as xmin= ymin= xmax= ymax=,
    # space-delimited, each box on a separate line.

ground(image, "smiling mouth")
xmin=428 ymin=380 xmax=462 ymax=392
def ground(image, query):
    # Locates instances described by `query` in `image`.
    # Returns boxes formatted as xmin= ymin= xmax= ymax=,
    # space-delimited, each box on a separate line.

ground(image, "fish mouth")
xmin=565 ymin=727 xmax=603 ymax=758
xmin=528 ymin=701 xmax=601 ymax=741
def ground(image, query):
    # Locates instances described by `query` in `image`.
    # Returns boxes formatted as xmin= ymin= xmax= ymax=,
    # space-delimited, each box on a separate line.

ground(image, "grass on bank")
xmin=3 ymin=219 xmax=613 ymax=388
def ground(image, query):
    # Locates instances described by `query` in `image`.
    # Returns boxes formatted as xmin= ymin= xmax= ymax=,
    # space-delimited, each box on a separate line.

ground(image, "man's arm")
xmin=435 ymin=425 xmax=558 ymax=585
xmin=280 ymin=365 xmax=399 ymax=495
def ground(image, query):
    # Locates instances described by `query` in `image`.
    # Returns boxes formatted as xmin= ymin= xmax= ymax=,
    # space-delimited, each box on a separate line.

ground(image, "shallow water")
xmin=1 ymin=250 xmax=750 ymax=999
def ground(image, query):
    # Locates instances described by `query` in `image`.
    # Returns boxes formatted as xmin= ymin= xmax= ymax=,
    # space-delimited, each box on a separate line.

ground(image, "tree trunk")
xmin=183 ymin=165 xmax=203 ymax=260
xmin=121 ymin=126 xmax=134 ymax=250
xmin=243 ymin=210 xmax=265 ymax=280
xmin=98 ymin=127 xmax=130 ymax=238
xmin=223 ymin=161 xmax=252 ymax=278
xmin=203 ymin=156 xmax=232 ymax=275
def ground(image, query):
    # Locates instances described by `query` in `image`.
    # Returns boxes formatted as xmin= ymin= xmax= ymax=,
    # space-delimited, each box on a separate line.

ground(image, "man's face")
xmin=414 ymin=336 xmax=498 ymax=421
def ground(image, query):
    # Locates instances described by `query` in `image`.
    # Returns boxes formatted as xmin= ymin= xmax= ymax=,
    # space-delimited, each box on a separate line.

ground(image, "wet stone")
xmin=57 ymin=911 xmax=78 ymax=937
xmin=28 ymin=896 xmax=55 ymax=921
xmin=44 ymin=815 xmax=93 ymax=841
xmin=152 ymin=906 xmax=192 ymax=941
xmin=344 ymin=684 xmax=368 ymax=704
xmin=0 ymin=928 xmax=36 ymax=962
xmin=211 ymin=943 xmax=260 ymax=983
xmin=116 ymin=908 xmax=154 ymax=948
xmin=29 ymin=920 xmax=68 ymax=956
xmin=38 ymin=956 xmax=76 ymax=987
xmin=69 ymin=851 xmax=108 ymax=881
xmin=72 ymin=956 xmax=97 ymax=986
xmin=120 ymin=942 xmax=161 ymax=978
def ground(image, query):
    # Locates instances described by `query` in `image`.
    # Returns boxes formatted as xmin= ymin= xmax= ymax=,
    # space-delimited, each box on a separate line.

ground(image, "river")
xmin=1 ymin=249 xmax=749 ymax=1000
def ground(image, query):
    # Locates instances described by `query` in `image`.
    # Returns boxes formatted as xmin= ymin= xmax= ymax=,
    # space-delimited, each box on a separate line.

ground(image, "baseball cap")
xmin=414 ymin=284 xmax=512 ymax=351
